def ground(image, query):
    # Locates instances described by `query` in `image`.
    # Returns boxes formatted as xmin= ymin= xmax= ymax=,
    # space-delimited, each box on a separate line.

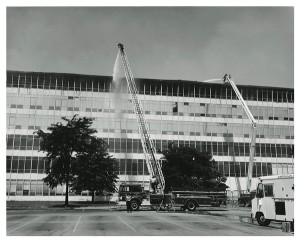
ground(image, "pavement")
xmin=6 ymin=205 xmax=293 ymax=236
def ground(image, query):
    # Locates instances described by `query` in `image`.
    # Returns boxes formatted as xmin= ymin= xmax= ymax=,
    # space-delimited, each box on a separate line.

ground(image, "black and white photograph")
xmin=4 ymin=1 xmax=296 ymax=237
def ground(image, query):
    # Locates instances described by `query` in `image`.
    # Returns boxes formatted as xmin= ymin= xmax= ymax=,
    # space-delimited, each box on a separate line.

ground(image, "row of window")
xmin=6 ymin=179 xmax=148 ymax=196
xmin=106 ymin=129 xmax=293 ymax=140
xmin=4 ymin=155 xmax=274 ymax=177
xmin=7 ymin=180 xmax=66 ymax=196
xmin=7 ymin=71 xmax=294 ymax=103
xmin=6 ymin=135 xmax=294 ymax=158
xmin=6 ymin=154 xmax=294 ymax=180
xmin=9 ymin=125 xmax=295 ymax=141
xmin=6 ymin=156 xmax=149 ymax=176
xmin=221 ymin=162 xmax=273 ymax=177
xmin=6 ymin=109 xmax=295 ymax=139
xmin=220 ymin=162 xmax=293 ymax=177
xmin=268 ymin=117 xmax=294 ymax=121
xmin=6 ymin=156 xmax=49 ymax=174
xmin=8 ymin=103 xmax=295 ymax=123
xmin=9 ymin=103 xmax=294 ymax=121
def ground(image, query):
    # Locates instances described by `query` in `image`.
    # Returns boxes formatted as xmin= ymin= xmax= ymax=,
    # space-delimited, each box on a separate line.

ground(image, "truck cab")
xmin=118 ymin=184 xmax=147 ymax=210
xmin=251 ymin=174 xmax=294 ymax=227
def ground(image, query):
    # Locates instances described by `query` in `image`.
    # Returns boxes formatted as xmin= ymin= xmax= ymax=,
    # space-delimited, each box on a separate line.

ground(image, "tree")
xmin=162 ymin=145 xmax=227 ymax=192
xmin=35 ymin=115 xmax=97 ymax=206
xmin=72 ymin=136 xmax=119 ymax=202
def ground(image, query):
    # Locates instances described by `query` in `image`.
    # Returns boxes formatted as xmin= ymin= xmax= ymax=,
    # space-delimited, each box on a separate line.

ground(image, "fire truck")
xmin=118 ymin=183 xmax=226 ymax=211
xmin=116 ymin=43 xmax=226 ymax=211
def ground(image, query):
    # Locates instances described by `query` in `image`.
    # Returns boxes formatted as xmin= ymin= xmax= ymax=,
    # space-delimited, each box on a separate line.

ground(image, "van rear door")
xmin=274 ymin=178 xmax=294 ymax=222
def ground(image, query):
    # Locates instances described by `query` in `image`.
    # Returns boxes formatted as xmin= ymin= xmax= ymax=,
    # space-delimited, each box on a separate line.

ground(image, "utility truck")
xmin=251 ymin=174 xmax=294 ymax=227
xmin=223 ymin=74 xmax=258 ymax=206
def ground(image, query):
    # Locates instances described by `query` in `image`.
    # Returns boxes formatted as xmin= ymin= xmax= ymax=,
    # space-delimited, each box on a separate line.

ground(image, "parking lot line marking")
xmin=73 ymin=216 xmax=81 ymax=232
xmin=189 ymin=214 xmax=254 ymax=234
xmin=154 ymin=216 xmax=194 ymax=232
xmin=7 ymin=216 xmax=41 ymax=234
xmin=117 ymin=216 xmax=136 ymax=232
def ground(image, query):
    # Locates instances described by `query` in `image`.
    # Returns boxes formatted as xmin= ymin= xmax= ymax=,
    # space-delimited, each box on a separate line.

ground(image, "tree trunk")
xmin=65 ymin=162 xmax=70 ymax=207
xmin=65 ymin=181 xmax=69 ymax=206
xmin=91 ymin=191 xmax=95 ymax=203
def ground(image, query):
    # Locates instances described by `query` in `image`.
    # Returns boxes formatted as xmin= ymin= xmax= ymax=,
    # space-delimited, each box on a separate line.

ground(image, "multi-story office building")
xmin=6 ymin=70 xmax=294 ymax=200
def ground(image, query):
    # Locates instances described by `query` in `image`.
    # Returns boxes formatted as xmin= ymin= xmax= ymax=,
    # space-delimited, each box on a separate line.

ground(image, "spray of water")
xmin=112 ymin=51 xmax=124 ymax=93
xmin=111 ymin=51 xmax=126 ymax=119
xmin=201 ymin=78 xmax=223 ymax=83
xmin=112 ymin=49 xmax=129 ymax=184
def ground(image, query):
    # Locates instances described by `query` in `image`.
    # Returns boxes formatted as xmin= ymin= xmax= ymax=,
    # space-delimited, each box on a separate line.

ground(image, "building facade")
xmin=6 ymin=70 xmax=294 ymax=200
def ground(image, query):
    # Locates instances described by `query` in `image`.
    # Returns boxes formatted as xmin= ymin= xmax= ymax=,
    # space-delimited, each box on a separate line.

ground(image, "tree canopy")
xmin=72 ymin=137 xmax=119 ymax=202
xmin=35 ymin=115 xmax=119 ymax=205
xmin=162 ymin=145 xmax=227 ymax=192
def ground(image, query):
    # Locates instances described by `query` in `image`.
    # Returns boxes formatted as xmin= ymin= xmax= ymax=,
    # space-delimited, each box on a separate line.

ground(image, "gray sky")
xmin=7 ymin=7 xmax=293 ymax=88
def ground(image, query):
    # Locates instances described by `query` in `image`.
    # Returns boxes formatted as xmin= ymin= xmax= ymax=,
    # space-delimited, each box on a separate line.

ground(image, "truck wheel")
xmin=130 ymin=200 xmax=140 ymax=211
xmin=256 ymin=213 xmax=271 ymax=226
xmin=186 ymin=201 xmax=197 ymax=211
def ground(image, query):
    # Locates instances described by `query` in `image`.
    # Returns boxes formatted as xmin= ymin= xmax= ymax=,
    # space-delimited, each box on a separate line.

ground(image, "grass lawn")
xmin=7 ymin=200 xmax=116 ymax=210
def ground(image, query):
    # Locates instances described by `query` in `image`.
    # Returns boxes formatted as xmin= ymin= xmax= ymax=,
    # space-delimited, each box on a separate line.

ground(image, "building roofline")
xmin=7 ymin=70 xmax=294 ymax=91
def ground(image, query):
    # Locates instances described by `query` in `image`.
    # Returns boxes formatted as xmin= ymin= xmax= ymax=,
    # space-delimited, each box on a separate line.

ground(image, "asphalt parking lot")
xmin=7 ymin=207 xmax=292 ymax=236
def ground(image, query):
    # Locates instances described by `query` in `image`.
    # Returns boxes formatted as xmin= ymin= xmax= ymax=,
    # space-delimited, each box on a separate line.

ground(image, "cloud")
xmin=6 ymin=7 xmax=293 ymax=88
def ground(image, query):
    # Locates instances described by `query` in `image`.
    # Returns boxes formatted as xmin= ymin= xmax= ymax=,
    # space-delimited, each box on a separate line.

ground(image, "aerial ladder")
xmin=223 ymin=74 xmax=258 ymax=194
xmin=117 ymin=43 xmax=165 ymax=193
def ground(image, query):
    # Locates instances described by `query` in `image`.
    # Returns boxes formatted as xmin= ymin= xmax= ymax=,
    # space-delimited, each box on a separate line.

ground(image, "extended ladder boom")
xmin=117 ymin=43 xmax=165 ymax=192
xmin=223 ymin=74 xmax=258 ymax=192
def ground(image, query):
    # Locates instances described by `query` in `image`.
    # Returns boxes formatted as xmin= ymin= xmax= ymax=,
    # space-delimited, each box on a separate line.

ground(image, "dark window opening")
xmin=173 ymin=102 xmax=178 ymax=113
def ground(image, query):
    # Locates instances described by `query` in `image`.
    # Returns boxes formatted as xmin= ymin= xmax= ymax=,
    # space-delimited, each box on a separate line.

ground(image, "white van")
xmin=251 ymin=174 xmax=294 ymax=227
